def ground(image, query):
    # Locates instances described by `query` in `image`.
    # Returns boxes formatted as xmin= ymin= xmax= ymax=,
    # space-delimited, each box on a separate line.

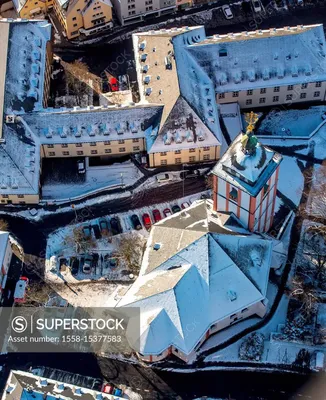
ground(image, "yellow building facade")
xmin=53 ymin=0 xmax=113 ymax=40
xmin=18 ymin=0 xmax=53 ymax=18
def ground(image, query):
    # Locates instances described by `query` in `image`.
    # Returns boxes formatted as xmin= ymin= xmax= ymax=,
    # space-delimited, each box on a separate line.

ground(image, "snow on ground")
xmin=257 ymin=107 xmax=326 ymax=137
xmin=277 ymin=156 xmax=304 ymax=206
xmin=42 ymin=160 xmax=143 ymax=201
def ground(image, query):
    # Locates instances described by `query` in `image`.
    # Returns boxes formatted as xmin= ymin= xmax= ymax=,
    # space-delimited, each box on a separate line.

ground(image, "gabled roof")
xmin=188 ymin=24 xmax=326 ymax=93
xmin=212 ymin=134 xmax=282 ymax=197
xmin=118 ymin=200 xmax=276 ymax=356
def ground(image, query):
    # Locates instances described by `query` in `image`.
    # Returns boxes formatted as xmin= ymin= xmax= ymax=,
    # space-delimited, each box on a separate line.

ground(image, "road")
xmin=0 ymin=177 xmax=207 ymax=255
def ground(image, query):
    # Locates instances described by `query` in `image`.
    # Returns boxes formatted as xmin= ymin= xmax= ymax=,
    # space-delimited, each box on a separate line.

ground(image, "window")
xmin=230 ymin=313 xmax=237 ymax=319
xmin=229 ymin=187 xmax=238 ymax=201
xmin=73 ymin=23 xmax=78 ymax=27
xmin=91 ymin=150 xmax=97 ymax=154
xmin=175 ymin=150 xmax=181 ymax=154
xmin=203 ymin=146 xmax=210 ymax=151
xmin=19 ymin=201 xmax=26 ymax=205
xmin=118 ymin=139 xmax=125 ymax=144
xmin=75 ymin=143 xmax=82 ymax=147
xmin=17 ymin=194 xmax=24 ymax=199
xmin=232 ymin=91 xmax=239 ymax=98
xmin=241 ymin=308 xmax=248 ymax=313
xmin=286 ymin=94 xmax=293 ymax=101
xmin=77 ymin=8 xmax=80 ymax=11
xmin=316 ymin=81 xmax=322 ymax=88
xmin=90 ymin=142 xmax=96 ymax=146
xmin=263 ymin=183 xmax=269 ymax=197
xmin=71 ymin=30 xmax=79 ymax=36
xmin=218 ymin=93 xmax=225 ymax=99
xmin=219 ymin=49 xmax=227 ymax=57
xmin=247 ymin=89 xmax=253 ymax=95
xmin=104 ymin=141 xmax=110 ymax=145
xmin=260 ymin=88 xmax=266 ymax=94
xmin=61 ymin=144 xmax=68 ymax=148
xmin=47 ymin=144 xmax=54 ymax=148
xmin=301 ymin=83 xmax=308 ymax=89
xmin=175 ymin=158 xmax=181 ymax=164
xmin=246 ymin=99 xmax=252 ymax=105
xmin=203 ymin=154 xmax=210 ymax=161
xmin=161 ymin=160 xmax=167 ymax=166
xmin=273 ymin=96 xmax=279 ymax=102
xmin=105 ymin=149 xmax=112 ymax=153
xmin=77 ymin=151 xmax=83 ymax=155
xmin=49 ymin=152 xmax=55 ymax=156
xmin=133 ymin=146 xmax=140 ymax=151
xmin=145 ymin=6 xmax=153 ymax=10
xmin=259 ymin=98 xmax=266 ymax=104
xmin=189 ymin=156 xmax=196 ymax=162
xmin=128 ymin=4 xmax=135 ymax=9
xmin=2 ymin=195 xmax=8 ymax=199
xmin=274 ymin=86 xmax=280 ymax=92
xmin=160 ymin=152 xmax=167 ymax=156
xmin=189 ymin=148 xmax=196 ymax=153
xmin=314 ymin=91 xmax=321 ymax=97
xmin=119 ymin=147 xmax=126 ymax=152
xmin=300 ymin=93 xmax=307 ymax=99
xmin=132 ymin=138 xmax=139 ymax=143
xmin=287 ymin=85 xmax=293 ymax=91
xmin=62 ymin=151 xmax=69 ymax=156
xmin=128 ymin=10 xmax=136 ymax=15
xmin=72 ymin=17 xmax=76 ymax=21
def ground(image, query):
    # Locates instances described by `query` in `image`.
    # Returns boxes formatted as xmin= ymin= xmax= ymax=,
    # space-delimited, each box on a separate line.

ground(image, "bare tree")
xmin=0 ymin=218 xmax=9 ymax=231
xmin=290 ymin=276 xmax=319 ymax=317
xmin=62 ymin=227 xmax=95 ymax=254
xmin=116 ymin=233 xmax=145 ymax=275
xmin=24 ymin=282 xmax=54 ymax=306
xmin=302 ymin=166 xmax=326 ymax=236
xmin=303 ymin=231 xmax=326 ymax=284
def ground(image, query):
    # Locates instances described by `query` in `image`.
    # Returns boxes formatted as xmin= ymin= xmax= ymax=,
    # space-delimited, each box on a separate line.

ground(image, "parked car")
xmin=92 ymin=224 xmax=101 ymax=240
xmin=251 ymin=0 xmax=262 ymax=12
xmin=14 ymin=277 xmax=29 ymax=303
xmin=222 ymin=4 xmax=233 ymax=19
xmin=163 ymin=208 xmax=172 ymax=218
xmin=156 ymin=173 xmax=172 ymax=183
xmin=142 ymin=213 xmax=152 ymax=230
xmin=82 ymin=225 xmax=92 ymax=239
xmin=131 ymin=214 xmax=142 ymax=230
xmin=113 ymin=389 xmax=123 ymax=397
xmin=110 ymin=217 xmax=122 ymax=235
xmin=102 ymin=384 xmax=114 ymax=394
xmin=181 ymin=202 xmax=190 ymax=209
xmin=83 ymin=255 xmax=93 ymax=274
xmin=172 ymin=205 xmax=181 ymax=213
xmin=180 ymin=169 xmax=200 ymax=180
xmin=77 ymin=159 xmax=85 ymax=174
xmin=152 ymin=209 xmax=162 ymax=223
xmin=110 ymin=77 xmax=119 ymax=92
xmin=99 ymin=218 xmax=109 ymax=234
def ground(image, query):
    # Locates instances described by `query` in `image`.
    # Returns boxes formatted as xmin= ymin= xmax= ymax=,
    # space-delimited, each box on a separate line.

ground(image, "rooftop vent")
xmin=5 ymin=115 xmax=15 ymax=124
xmin=153 ymin=243 xmax=161 ymax=251
xmin=168 ymin=265 xmax=182 ymax=271
xmin=139 ymin=41 xmax=146 ymax=51
xmin=140 ymin=54 xmax=147 ymax=62
xmin=165 ymin=56 xmax=172 ymax=70
xmin=143 ymin=65 xmax=149 ymax=73
xmin=159 ymin=89 xmax=163 ymax=95
xmin=144 ymin=75 xmax=151 ymax=84
xmin=145 ymin=87 xmax=152 ymax=96
xmin=227 ymin=290 xmax=237 ymax=302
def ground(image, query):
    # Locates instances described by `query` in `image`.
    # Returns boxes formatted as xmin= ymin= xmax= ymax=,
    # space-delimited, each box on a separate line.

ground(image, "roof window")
xmin=219 ymin=48 xmax=227 ymax=57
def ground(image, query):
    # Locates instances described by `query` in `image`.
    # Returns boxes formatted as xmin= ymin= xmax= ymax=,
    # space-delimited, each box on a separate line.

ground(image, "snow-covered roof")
xmin=2 ymin=370 xmax=125 ymax=400
xmin=219 ymin=102 xmax=243 ymax=143
xmin=212 ymin=133 xmax=282 ymax=197
xmin=3 ymin=20 xmax=51 ymax=114
xmin=147 ymin=96 xmax=220 ymax=153
xmin=188 ymin=24 xmax=326 ymax=93
xmin=0 ymin=231 xmax=10 ymax=268
xmin=118 ymin=199 xmax=274 ymax=356
xmin=22 ymin=105 xmax=163 ymax=145
xmin=132 ymin=26 xmax=223 ymax=148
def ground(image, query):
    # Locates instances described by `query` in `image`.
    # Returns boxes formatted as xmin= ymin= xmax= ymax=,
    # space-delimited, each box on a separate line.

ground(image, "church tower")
xmin=211 ymin=112 xmax=282 ymax=233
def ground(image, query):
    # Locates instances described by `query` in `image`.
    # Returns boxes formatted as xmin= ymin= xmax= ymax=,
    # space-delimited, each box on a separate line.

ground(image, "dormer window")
xmin=219 ymin=48 xmax=227 ymax=57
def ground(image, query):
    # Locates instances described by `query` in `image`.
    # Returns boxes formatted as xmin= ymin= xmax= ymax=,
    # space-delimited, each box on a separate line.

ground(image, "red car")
xmin=163 ymin=208 xmax=172 ymax=218
xmin=152 ymin=209 xmax=162 ymax=223
xmin=110 ymin=77 xmax=119 ymax=92
xmin=142 ymin=213 xmax=152 ymax=230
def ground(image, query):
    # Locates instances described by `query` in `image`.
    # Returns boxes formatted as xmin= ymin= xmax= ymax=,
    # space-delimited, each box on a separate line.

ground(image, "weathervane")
xmin=241 ymin=111 xmax=259 ymax=155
